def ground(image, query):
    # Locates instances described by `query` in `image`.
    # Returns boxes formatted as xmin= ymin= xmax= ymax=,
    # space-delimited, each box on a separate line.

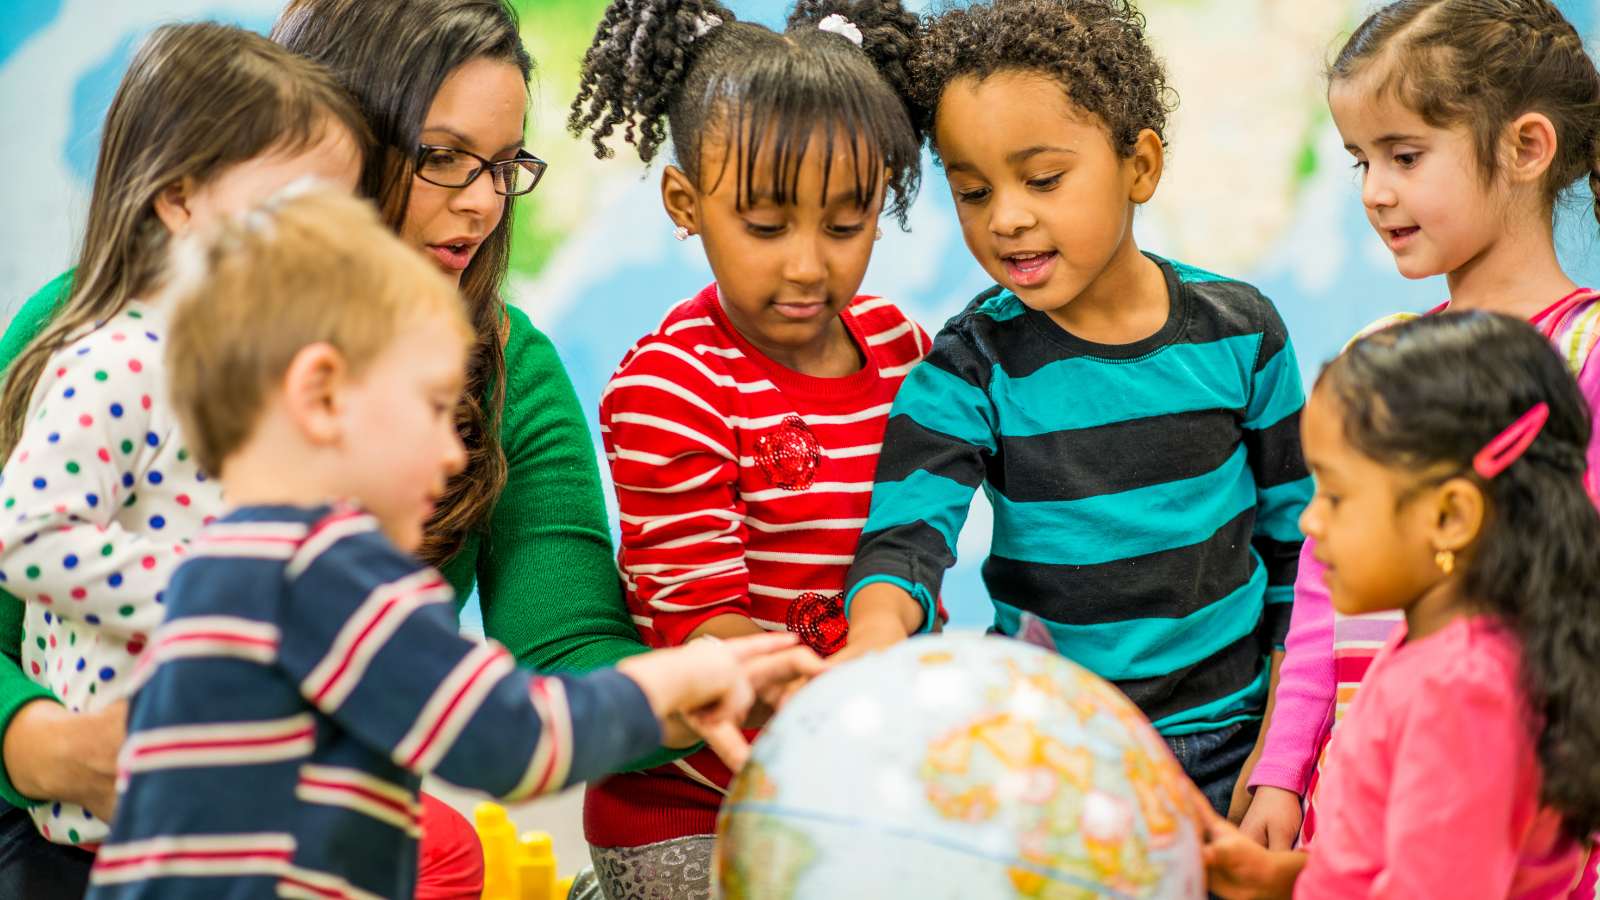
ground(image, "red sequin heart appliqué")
xmin=753 ymin=415 xmax=821 ymax=490
xmin=786 ymin=591 xmax=848 ymax=656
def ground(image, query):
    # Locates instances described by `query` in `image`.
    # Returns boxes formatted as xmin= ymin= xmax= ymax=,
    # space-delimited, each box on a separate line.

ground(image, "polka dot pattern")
xmin=4 ymin=299 xmax=223 ymax=847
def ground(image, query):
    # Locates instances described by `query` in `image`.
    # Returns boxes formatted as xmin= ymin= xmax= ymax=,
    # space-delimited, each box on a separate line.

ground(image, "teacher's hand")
xmin=4 ymin=698 xmax=127 ymax=822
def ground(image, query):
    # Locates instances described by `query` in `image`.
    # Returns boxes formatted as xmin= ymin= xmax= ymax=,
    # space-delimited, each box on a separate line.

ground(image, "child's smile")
xmin=1001 ymin=249 xmax=1058 ymax=287
xmin=932 ymin=71 xmax=1166 ymax=342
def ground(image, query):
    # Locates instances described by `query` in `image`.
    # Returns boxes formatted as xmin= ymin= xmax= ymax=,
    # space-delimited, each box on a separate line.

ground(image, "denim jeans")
xmin=0 ymin=804 xmax=92 ymax=900
xmin=1164 ymin=719 xmax=1260 ymax=817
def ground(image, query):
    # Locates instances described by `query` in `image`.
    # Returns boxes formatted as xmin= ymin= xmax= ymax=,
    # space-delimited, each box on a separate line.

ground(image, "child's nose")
xmin=442 ymin=431 xmax=467 ymax=476
xmin=1361 ymin=168 xmax=1396 ymax=210
xmin=1299 ymin=503 xmax=1321 ymax=539
xmin=781 ymin=235 xmax=827 ymax=288
xmin=988 ymin=189 xmax=1036 ymax=237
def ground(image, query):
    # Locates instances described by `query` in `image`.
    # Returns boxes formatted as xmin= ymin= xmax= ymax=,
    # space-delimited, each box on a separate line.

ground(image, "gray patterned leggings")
xmin=569 ymin=836 xmax=717 ymax=900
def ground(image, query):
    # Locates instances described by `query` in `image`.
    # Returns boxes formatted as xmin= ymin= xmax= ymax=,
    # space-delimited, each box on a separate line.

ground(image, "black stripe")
xmin=1262 ymin=597 xmax=1293 ymax=648
xmin=872 ymin=415 xmax=989 ymax=486
xmin=1252 ymin=535 xmax=1301 ymax=588
xmin=953 ymin=267 xmax=1280 ymax=384
xmin=1244 ymin=410 xmax=1309 ymax=490
xmin=990 ymin=408 xmax=1242 ymax=503
xmin=1112 ymin=628 xmax=1269 ymax=725
xmin=936 ymin=287 xmax=1007 ymax=392
xmin=847 ymin=521 xmax=959 ymax=595
xmin=980 ymin=508 xmax=1260 ymax=625
xmin=1251 ymin=296 xmax=1290 ymax=373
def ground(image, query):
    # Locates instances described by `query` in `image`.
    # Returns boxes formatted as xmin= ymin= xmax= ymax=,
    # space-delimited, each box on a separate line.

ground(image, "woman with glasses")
xmin=0 ymin=1 xmax=690 ymax=896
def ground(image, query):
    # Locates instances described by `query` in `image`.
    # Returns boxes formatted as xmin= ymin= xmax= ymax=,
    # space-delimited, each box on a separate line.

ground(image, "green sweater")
xmin=0 ymin=272 xmax=682 ymax=807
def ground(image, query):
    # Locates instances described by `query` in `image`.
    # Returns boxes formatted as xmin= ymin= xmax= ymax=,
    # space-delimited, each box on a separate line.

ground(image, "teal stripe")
xmin=975 ymin=289 xmax=1027 ymax=323
xmin=862 ymin=470 xmax=976 ymax=557
xmin=990 ymin=559 xmax=1266 ymax=681
xmin=1264 ymin=584 xmax=1294 ymax=605
xmin=891 ymin=361 xmax=996 ymax=451
xmin=1151 ymin=666 xmax=1270 ymax=735
xmin=989 ymin=334 xmax=1258 ymax=435
xmin=1165 ymin=257 xmax=1235 ymax=285
xmin=1244 ymin=345 xmax=1304 ymax=430
xmin=990 ymin=445 xmax=1255 ymax=565
xmin=843 ymin=575 xmax=937 ymax=634
xmin=1255 ymin=477 xmax=1312 ymax=542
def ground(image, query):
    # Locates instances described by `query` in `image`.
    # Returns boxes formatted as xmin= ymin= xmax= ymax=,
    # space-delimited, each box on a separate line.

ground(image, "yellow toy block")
xmin=475 ymin=802 xmax=569 ymax=900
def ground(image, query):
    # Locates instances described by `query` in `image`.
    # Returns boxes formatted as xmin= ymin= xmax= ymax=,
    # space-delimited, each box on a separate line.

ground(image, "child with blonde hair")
xmin=86 ymin=188 xmax=822 ymax=900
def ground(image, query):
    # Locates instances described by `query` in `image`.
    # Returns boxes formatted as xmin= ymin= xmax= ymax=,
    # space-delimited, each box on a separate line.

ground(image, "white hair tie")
xmin=691 ymin=12 xmax=723 ymax=39
xmin=817 ymin=13 xmax=863 ymax=47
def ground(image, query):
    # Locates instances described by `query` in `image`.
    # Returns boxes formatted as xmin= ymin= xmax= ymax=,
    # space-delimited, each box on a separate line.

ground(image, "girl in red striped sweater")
xmin=568 ymin=0 xmax=928 ymax=895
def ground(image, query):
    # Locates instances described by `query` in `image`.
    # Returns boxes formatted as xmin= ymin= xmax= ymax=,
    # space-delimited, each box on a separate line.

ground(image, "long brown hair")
xmin=273 ymin=0 xmax=533 ymax=567
xmin=1331 ymin=0 xmax=1600 ymax=223
xmin=0 ymin=22 xmax=369 ymax=462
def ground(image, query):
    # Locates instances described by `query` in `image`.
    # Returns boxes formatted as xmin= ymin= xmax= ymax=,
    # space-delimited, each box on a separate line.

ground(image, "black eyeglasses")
xmin=414 ymin=144 xmax=547 ymax=196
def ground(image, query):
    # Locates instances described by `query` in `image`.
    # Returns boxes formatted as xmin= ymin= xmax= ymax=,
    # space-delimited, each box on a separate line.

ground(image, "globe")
xmin=714 ymin=634 xmax=1205 ymax=899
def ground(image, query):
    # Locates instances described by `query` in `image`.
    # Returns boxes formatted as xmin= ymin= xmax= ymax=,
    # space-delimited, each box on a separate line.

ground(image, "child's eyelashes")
xmin=955 ymin=187 xmax=991 ymax=205
xmin=1393 ymin=151 xmax=1420 ymax=168
xmin=740 ymin=221 xmax=868 ymax=239
xmin=1026 ymin=173 xmax=1062 ymax=191
xmin=744 ymin=222 xmax=786 ymax=238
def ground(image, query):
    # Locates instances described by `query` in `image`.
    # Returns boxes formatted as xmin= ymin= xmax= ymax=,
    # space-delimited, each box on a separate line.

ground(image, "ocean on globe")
xmin=714 ymin=634 xmax=1205 ymax=899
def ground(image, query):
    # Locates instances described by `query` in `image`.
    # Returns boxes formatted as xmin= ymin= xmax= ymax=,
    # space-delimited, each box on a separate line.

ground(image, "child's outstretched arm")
xmin=1239 ymin=543 xmax=1336 ymax=845
xmin=274 ymin=518 xmax=661 ymax=797
xmin=618 ymin=633 xmax=827 ymax=770
xmin=841 ymin=325 xmax=994 ymax=658
xmin=600 ymin=340 xmax=762 ymax=645
xmin=270 ymin=516 xmax=827 ymax=795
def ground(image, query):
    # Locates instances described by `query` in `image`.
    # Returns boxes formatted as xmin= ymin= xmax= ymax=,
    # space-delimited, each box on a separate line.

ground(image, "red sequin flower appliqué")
xmin=753 ymin=415 xmax=821 ymax=490
xmin=787 ymin=591 xmax=848 ymax=656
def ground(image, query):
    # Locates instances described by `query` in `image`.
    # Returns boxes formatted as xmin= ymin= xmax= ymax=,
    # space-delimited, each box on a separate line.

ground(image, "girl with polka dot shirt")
xmin=0 ymin=23 xmax=366 ymax=850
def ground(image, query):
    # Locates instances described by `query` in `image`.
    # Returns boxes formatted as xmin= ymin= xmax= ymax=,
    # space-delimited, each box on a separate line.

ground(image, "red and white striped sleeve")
xmin=600 ymin=334 xmax=752 ymax=647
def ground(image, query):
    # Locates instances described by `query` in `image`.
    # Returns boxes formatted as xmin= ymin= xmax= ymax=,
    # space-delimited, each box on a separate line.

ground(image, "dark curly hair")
xmin=1331 ymin=0 xmax=1600 ymax=227
xmin=568 ymin=0 xmax=922 ymax=224
xmin=911 ymin=0 xmax=1174 ymax=157
xmin=1325 ymin=311 xmax=1600 ymax=839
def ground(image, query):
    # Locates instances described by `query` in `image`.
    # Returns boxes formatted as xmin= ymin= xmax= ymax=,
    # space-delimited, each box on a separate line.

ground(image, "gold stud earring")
xmin=1434 ymin=549 xmax=1455 ymax=575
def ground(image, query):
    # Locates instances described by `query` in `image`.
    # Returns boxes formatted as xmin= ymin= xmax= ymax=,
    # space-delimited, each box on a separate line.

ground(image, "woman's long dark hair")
xmin=273 ymin=0 xmax=532 ymax=566
xmin=1324 ymin=312 xmax=1600 ymax=837
xmin=568 ymin=0 xmax=922 ymax=225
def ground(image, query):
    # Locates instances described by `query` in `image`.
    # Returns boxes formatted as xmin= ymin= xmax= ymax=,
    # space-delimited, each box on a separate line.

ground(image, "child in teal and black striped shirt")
xmin=840 ymin=0 xmax=1312 ymax=815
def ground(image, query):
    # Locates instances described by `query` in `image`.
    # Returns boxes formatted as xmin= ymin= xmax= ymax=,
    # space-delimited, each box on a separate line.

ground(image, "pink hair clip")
xmin=1473 ymin=402 xmax=1549 ymax=480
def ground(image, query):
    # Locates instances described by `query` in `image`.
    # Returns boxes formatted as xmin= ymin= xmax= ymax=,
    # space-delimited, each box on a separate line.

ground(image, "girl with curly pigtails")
xmin=568 ymin=2 xmax=932 ymax=895
xmin=1202 ymin=312 xmax=1600 ymax=898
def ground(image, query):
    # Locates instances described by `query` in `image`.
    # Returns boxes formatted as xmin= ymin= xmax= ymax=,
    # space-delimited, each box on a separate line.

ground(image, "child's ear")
xmin=661 ymin=165 xmax=701 ymax=237
xmin=282 ymin=342 xmax=347 ymax=446
xmin=1128 ymin=128 xmax=1164 ymax=204
xmin=1430 ymin=476 xmax=1487 ymax=558
xmin=1505 ymin=112 xmax=1558 ymax=186
xmin=152 ymin=177 xmax=199 ymax=235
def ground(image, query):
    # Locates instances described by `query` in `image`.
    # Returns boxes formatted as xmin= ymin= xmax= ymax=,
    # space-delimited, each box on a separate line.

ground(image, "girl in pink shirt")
xmin=1236 ymin=0 xmax=1600 ymax=865
xmin=1202 ymin=312 xmax=1600 ymax=898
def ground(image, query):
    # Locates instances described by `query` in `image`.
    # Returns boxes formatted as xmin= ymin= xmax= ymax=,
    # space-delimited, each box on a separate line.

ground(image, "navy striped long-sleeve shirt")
xmin=845 ymin=256 xmax=1312 ymax=735
xmin=87 ymin=504 xmax=661 ymax=900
